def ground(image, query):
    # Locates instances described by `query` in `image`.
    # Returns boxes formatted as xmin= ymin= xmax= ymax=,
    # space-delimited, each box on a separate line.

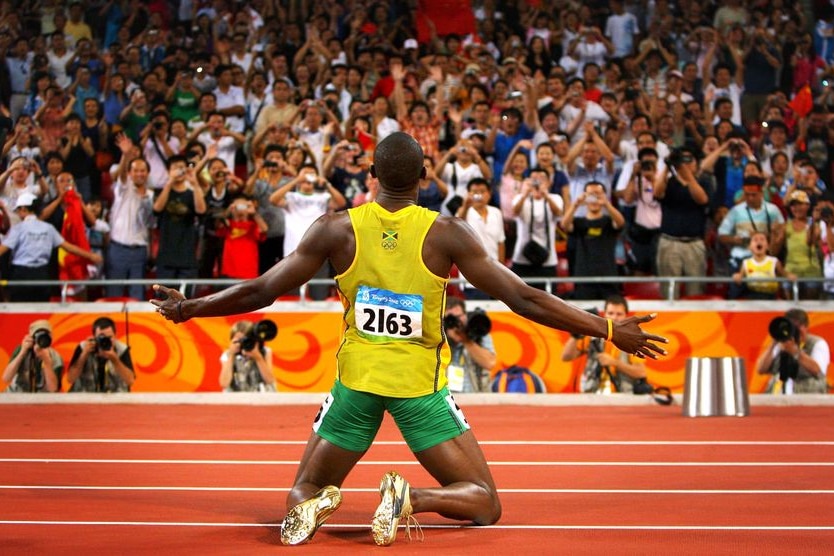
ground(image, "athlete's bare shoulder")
xmin=423 ymin=213 xmax=488 ymax=274
xmin=305 ymin=209 xmax=355 ymax=273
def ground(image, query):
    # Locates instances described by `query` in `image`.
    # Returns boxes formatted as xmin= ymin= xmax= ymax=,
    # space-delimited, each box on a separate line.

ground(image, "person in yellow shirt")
xmin=151 ymin=132 xmax=666 ymax=547
xmin=562 ymin=295 xmax=648 ymax=393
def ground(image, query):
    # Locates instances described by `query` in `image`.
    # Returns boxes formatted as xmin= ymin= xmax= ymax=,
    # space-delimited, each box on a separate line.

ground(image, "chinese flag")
xmin=415 ymin=0 xmax=476 ymax=43
xmin=58 ymin=188 xmax=90 ymax=282
xmin=788 ymin=85 xmax=813 ymax=119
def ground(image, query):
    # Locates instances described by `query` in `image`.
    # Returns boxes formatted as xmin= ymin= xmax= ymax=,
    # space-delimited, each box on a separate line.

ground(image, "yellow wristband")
xmin=606 ymin=318 xmax=613 ymax=342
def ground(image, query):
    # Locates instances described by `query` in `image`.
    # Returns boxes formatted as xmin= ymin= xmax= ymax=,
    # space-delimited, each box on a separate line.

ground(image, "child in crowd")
xmin=732 ymin=231 xmax=795 ymax=300
xmin=84 ymin=196 xmax=110 ymax=281
xmin=218 ymin=195 xmax=267 ymax=279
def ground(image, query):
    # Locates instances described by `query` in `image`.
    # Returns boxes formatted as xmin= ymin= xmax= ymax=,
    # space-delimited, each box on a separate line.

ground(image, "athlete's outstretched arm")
xmin=437 ymin=218 xmax=667 ymax=358
xmin=151 ymin=214 xmax=342 ymax=322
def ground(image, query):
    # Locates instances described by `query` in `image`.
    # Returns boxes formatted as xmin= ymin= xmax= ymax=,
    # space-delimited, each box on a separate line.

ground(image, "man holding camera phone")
xmin=3 ymin=320 xmax=63 ymax=393
xmin=755 ymin=309 xmax=829 ymax=394
xmin=152 ymin=155 xmax=206 ymax=282
xmin=67 ymin=317 xmax=135 ymax=393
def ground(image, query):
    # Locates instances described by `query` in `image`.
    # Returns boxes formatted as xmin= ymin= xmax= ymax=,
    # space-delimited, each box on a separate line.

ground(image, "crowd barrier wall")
xmin=1 ymin=301 xmax=832 ymax=394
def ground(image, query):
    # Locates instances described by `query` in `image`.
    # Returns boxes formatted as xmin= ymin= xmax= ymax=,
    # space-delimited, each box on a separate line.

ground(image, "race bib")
xmin=355 ymin=285 xmax=423 ymax=341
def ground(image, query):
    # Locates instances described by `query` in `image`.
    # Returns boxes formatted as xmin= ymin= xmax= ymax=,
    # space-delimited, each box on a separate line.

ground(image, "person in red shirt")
xmin=218 ymin=196 xmax=268 ymax=279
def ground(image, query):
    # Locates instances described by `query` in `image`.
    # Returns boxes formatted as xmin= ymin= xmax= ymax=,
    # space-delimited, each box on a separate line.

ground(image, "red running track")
xmin=0 ymin=403 xmax=832 ymax=554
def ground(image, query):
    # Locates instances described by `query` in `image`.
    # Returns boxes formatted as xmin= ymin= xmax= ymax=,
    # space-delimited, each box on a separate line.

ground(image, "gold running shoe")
xmin=280 ymin=485 xmax=342 ymax=546
xmin=371 ymin=471 xmax=422 ymax=546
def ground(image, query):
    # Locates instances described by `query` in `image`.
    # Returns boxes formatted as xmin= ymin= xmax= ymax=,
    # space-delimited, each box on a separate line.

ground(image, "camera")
xmin=153 ymin=120 xmax=164 ymax=130
xmin=664 ymin=148 xmax=693 ymax=168
xmin=235 ymin=201 xmax=249 ymax=211
xmin=624 ymin=88 xmax=639 ymax=101
xmin=820 ymin=206 xmax=833 ymax=220
xmin=640 ymin=159 xmax=656 ymax=171
xmin=305 ymin=174 xmax=317 ymax=184
xmin=240 ymin=320 xmax=278 ymax=351
xmin=95 ymin=334 xmax=113 ymax=352
xmin=32 ymin=329 xmax=52 ymax=349
xmin=443 ymin=309 xmax=492 ymax=343
xmin=769 ymin=316 xmax=799 ymax=344
xmin=263 ymin=160 xmax=278 ymax=168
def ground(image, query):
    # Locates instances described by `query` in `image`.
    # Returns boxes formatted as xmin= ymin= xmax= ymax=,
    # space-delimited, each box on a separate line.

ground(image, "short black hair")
xmin=372 ymin=132 xmax=424 ymax=192
xmin=166 ymin=154 xmax=188 ymax=169
xmin=92 ymin=317 xmax=116 ymax=333
xmin=467 ymin=177 xmax=490 ymax=191
xmin=604 ymin=294 xmax=628 ymax=312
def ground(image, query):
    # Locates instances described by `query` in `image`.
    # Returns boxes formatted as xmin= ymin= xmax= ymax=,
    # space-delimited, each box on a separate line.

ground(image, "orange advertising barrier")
xmin=1 ymin=307 xmax=832 ymax=393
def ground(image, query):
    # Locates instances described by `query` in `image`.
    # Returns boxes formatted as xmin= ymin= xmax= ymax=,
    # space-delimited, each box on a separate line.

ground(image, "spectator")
xmin=166 ymin=69 xmax=201 ymax=125
xmin=106 ymin=139 xmax=154 ymax=300
xmin=2 ymin=319 xmax=63 ymax=392
xmin=755 ymin=308 xmax=829 ymax=394
xmin=416 ymin=155 xmax=448 ymax=213
xmin=0 ymin=192 xmax=101 ymax=301
xmin=434 ymin=139 xmax=489 ymax=216
xmin=213 ymin=64 xmax=246 ymax=134
xmin=718 ymin=176 xmax=785 ymax=297
xmin=654 ymin=147 xmax=712 ymax=298
xmin=270 ymin=163 xmax=345 ymax=257
xmin=510 ymin=167 xmax=563 ymax=289
xmin=219 ymin=320 xmax=276 ymax=392
xmin=620 ymin=148 xmax=662 ymax=276
xmin=245 ymin=147 xmax=288 ymax=276
xmin=152 ymin=155 xmax=206 ymax=282
xmin=443 ymin=297 xmax=497 ymax=393
xmin=59 ymin=113 xmax=95 ymax=200
xmin=731 ymin=231 xmax=794 ymax=299
xmin=141 ymin=110 xmax=179 ymax=190
xmin=323 ymin=139 xmax=370 ymax=208
xmin=455 ymin=177 xmax=505 ymax=298
xmin=562 ymin=180 xmax=625 ymax=300
xmin=1 ymin=157 xmax=48 ymax=223
xmin=190 ymin=111 xmax=245 ymax=172
xmin=780 ymin=190 xmax=822 ymax=300
xmin=66 ymin=316 xmax=134 ymax=392
xmin=5 ymin=36 xmax=32 ymax=121
xmin=562 ymin=296 xmax=647 ymax=393
xmin=217 ymin=195 xmax=267 ymax=280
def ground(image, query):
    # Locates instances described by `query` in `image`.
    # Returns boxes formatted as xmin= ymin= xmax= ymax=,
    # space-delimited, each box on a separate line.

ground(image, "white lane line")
xmin=1 ymin=458 xmax=832 ymax=466
xmin=0 ymin=486 xmax=833 ymax=494
xmin=0 ymin=521 xmax=832 ymax=531
xmin=1 ymin=439 xmax=833 ymax=446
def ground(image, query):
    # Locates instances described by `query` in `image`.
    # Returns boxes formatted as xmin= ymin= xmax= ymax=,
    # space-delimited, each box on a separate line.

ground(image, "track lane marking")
xmin=1 ymin=458 xmax=832 ymax=466
xmin=0 ymin=521 xmax=832 ymax=531
xmin=1 ymin=439 xmax=833 ymax=446
xmin=1 ymin=485 xmax=833 ymax=494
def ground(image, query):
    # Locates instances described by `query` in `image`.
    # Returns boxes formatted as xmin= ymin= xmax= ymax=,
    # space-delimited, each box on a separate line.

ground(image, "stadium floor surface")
xmin=0 ymin=398 xmax=832 ymax=554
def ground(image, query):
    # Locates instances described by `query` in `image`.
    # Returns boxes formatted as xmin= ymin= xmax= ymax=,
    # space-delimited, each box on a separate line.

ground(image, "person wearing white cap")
xmin=2 ymin=319 xmax=64 ymax=393
xmin=0 ymin=192 xmax=102 ymax=302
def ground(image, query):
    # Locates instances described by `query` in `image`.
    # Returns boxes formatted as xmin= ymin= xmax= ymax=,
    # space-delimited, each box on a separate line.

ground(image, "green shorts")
xmin=312 ymin=381 xmax=471 ymax=453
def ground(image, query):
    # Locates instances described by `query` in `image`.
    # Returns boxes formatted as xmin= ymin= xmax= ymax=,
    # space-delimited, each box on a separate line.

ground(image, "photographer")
xmin=67 ymin=317 xmax=134 ymax=392
xmin=755 ymin=309 xmax=829 ymax=394
xmin=562 ymin=296 xmax=647 ymax=393
xmin=2 ymin=320 xmax=63 ymax=393
xmin=444 ymin=297 xmax=496 ymax=393
xmin=219 ymin=320 xmax=276 ymax=392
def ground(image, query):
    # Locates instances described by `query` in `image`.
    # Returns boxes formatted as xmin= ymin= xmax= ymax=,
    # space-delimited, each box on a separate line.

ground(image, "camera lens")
xmin=95 ymin=335 xmax=112 ymax=352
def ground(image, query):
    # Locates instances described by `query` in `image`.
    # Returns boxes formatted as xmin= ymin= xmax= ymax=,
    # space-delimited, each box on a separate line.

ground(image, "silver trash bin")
xmin=683 ymin=357 xmax=750 ymax=417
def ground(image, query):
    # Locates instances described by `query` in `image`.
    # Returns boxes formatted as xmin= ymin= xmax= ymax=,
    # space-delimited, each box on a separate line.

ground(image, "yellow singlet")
xmin=334 ymin=203 xmax=451 ymax=397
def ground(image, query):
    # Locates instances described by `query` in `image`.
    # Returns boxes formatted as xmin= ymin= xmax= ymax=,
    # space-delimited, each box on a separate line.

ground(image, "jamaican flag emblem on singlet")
xmin=381 ymin=230 xmax=398 ymax=250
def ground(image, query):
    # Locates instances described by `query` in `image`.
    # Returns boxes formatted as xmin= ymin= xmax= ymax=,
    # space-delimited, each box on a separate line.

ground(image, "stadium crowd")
xmin=2 ymin=0 xmax=834 ymax=303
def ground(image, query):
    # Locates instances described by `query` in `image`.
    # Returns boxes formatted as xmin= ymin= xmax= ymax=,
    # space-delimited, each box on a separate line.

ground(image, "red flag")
xmin=58 ymin=188 xmax=90 ymax=282
xmin=788 ymin=85 xmax=813 ymax=119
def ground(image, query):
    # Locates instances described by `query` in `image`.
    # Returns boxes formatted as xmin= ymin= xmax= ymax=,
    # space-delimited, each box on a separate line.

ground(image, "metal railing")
xmin=1 ymin=275 xmax=829 ymax=303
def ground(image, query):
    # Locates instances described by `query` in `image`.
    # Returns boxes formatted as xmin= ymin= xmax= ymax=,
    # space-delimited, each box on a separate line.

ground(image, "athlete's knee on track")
xmin=474 ymin=484 xmax=502 ymax=525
